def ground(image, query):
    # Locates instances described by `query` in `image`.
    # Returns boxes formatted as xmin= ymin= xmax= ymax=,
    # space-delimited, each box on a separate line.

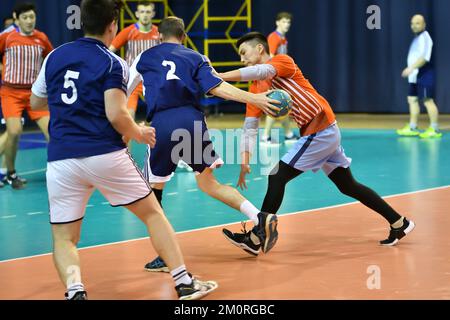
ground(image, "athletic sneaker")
xmin=65 ymin=291 xmax=88 ymax=300
xmin=222 ymin=222 xmax=261 ymax=256
xmin=253 ymin=212 xmax=278 ymax=253
xmin=2 ymin=173 xmax=26 ymax=189
xmin=380 ymin=218 xmax=415 ymax=246
xmin=396 ymin=124 xmax=420 ymax=136
xmin=0 ymin=179 xmax=4 ymax=188
xmin=419 ymin=127 xmax=443 ymax=139
xmin=176 ymin=278 xmax=218 ymax=300
xmin=144 ymin=256 xmax=169 ymax=273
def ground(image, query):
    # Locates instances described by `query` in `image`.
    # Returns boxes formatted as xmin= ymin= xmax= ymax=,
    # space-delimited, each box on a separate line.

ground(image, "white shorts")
xmin=281 ymin=123 xmax=352 ymax=175
xmin=47 ymin=149 xmax=152 ymax=224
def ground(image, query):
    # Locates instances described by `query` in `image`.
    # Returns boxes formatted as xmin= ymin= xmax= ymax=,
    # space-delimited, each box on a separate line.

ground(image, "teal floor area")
xmin=0 ymin=129 xmax=449 ymax=261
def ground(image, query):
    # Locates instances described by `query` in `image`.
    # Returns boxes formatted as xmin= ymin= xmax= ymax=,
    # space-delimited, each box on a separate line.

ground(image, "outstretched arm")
xmin=209 ymin=81 xmax=279 ymax=116
xmin=219 ymin=64 xmax=277 ymax=82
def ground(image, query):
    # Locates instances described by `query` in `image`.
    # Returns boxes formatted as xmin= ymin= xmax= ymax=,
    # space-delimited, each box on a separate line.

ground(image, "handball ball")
xmin=267 ymin=89 xmax=293 ymax=119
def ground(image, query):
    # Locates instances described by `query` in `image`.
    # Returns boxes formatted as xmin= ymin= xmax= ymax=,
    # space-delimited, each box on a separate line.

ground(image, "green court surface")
xmin=0 ymin=129 xmax=449 ymax=261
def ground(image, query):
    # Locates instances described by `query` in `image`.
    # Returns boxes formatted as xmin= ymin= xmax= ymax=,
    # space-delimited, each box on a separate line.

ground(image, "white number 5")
xmin=162 ymin=60 xmax=180 ymax=80
xmin=61 ymin=70 xmax=80 ymax=104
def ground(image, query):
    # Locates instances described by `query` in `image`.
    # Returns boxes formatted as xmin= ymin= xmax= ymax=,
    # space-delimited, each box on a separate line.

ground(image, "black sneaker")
xmin=222 ymin=222 xmax=261 ymax=256
xmin=176 ymin=278 xmax=218 ymax=300
xmin=144 ymin=256 xmax=169 ymax=273
xmin=380 ymin=218 xmax=415 ymax=246
xmin=252 ymin=212 xmax=278 ymax=253
xmin=65 ymin=291 xmax=88 ymax=300
xmin=3 ymin=173 xmax=25 ymax=189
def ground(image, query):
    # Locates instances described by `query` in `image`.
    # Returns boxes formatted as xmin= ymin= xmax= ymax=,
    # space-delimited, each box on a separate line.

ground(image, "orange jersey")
xmin=268 ymin=31 xmax=288 ymax=55
xmin=267 ymin=54 xmax=336 ymax=136
xmin=246 ymin=79 xmax=272 ymax=117
xmin=111 ymin=23 xmax=160 ymax=66
xmin=0 ymin=29 xmax=53 ymax=87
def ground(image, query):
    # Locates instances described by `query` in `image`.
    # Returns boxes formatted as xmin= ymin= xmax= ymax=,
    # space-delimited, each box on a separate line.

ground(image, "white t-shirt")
xmin=407 ymin=30 xmax=433 ymax=84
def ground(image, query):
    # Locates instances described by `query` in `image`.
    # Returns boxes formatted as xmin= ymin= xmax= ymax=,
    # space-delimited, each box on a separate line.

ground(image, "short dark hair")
xmin=137 ymin=1 xmax=154 ymax=8
xmin=13 ymin=2 xmax=36 ymax=17
xmin=159 ymin=16 xmax=185 ymax=40
xmin=237 ymin=32 xmax=269 ymax=54
xmin=276 ymin=12 xmax=292 ymax=21
xmin=81 ymin=0 xmax=122 ymax=35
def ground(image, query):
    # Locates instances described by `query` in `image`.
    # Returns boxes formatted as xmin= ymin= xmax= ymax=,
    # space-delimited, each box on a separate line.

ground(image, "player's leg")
xmin=261 ymin=160 xmax=303 ymax=213
xmin=421 ymin=98 xmax=442 ymax=138
xmin=397 ymin=85 xmax=420 ymax=136
xmin=327 ymin=166 xmax=415 ymax=245
xmin=92 ymin=149 xmax=217 ymax=300
xmin=34 ymin=115 xmax=50 ymax=141
xmin=51 ymin=220 xmax=87 ymax=300
xmin=48 ymin=158 xmax=94 ymax=300
xmin=4 ymin=117 xmax=24 ymax=189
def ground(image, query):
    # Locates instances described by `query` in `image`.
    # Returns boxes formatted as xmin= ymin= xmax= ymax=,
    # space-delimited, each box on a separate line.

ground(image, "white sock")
xmin=66 ymin=282 xmax=85 ymax=299
xmin=391 ymin=217 xmax=404 ymax=229
xmin=240 ymin=200 xmax=260 ymax=225
xmin=431 ymin=123 xmax=439 ymax=130
xmin=171 ymin=265 xmax=192 ymax=286
xmin=0 ymin=168 xmax=6 ymax=175
xmin=409 ymin=122 xmax=417 ymax=129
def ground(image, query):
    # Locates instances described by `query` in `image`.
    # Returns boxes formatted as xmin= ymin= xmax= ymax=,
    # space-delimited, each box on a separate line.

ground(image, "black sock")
xmin=261 ymin=161 xmax=303 ymax=213
xmin=328 ymin=167 xmax=402 ymax=224
xmin=153 ymin=188 xmax=163 ymax=207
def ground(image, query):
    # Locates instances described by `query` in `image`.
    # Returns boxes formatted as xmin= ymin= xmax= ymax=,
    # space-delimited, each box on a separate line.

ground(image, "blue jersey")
xmin=128 ymin=42 xmax=222 ymax=121
xmin=32 ymin=38 xmax=128 ymax=162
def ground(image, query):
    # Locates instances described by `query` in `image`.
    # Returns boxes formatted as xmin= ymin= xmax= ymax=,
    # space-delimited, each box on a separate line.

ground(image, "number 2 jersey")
xmin=31 ymin=37 xmax=128 ymax=162
xmin=128 ymin=42 xmax=223 ymax=122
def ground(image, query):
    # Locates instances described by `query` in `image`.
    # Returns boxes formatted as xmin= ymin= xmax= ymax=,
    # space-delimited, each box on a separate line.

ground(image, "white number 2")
xmin=61 ymin=70 xmax=80 ymax=104
xmin=162 ymin=60 xmax=180 ymax=80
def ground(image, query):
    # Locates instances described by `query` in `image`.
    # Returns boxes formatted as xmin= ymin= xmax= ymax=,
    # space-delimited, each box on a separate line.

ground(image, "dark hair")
xmin=81 ymin=0 xmax=122 ymax=35
xmin=159 ymin=16 xmax=185 ymax=40
xmin=13 ymin=2 xmax=36 ymax=17
xmin=137 ymin=1 xmax=154 ymax=8
xmin=237 ymin=32 xmax=269 ymax=54
xmin=276 ymin=12 xmax=292 ymax=21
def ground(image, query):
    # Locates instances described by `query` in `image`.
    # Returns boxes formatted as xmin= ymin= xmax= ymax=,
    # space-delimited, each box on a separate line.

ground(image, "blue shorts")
xmin=408 ymin=83 xmax=434 ymax=100
xmin=409 ymin=67 xmax=435 ymax=99
xmin=143 ymin=106 xmax=223 ymax=183
xmin=281 ymin=123 xmax=352 ymax=175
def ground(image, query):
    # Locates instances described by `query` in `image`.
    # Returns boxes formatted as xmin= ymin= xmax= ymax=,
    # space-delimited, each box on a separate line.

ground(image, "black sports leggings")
xmin=261 ymin=162 xmax=402 ymax=224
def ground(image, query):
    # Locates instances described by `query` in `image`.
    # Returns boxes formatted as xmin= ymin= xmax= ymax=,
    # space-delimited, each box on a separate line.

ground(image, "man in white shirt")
xmin=397 ymin=14 xmax=442 ymax=138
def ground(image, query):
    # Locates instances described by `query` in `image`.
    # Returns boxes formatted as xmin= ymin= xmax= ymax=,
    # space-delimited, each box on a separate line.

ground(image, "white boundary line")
xmin=1 ymin=184 xmax=448 ymax=264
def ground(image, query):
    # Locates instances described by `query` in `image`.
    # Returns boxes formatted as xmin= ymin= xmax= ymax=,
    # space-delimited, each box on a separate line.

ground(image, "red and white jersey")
xmin=0 ymin=29 xmax=53 ymax=87
xmin=267 ymin=54 xmax=336 ymax=136
xmin=111 ymin=23 xmax=160 ymax=66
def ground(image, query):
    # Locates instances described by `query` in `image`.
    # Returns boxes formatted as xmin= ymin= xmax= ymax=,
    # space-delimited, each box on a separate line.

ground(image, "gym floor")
xmin=1 ymin=114 xmax=449 ymax=299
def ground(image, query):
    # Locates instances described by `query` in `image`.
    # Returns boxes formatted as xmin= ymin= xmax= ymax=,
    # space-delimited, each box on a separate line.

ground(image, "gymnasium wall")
xmin=1 ymin=0 xmax=449 ymax=113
